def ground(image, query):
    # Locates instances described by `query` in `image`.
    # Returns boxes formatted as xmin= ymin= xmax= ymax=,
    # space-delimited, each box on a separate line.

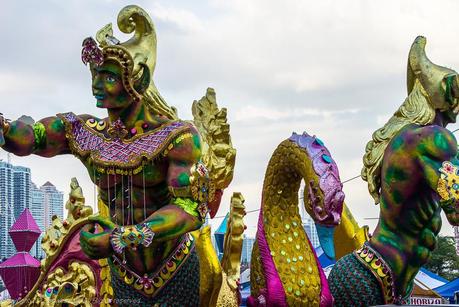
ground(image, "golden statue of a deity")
xmin=0 ymin=5 xmax=242 ymax=307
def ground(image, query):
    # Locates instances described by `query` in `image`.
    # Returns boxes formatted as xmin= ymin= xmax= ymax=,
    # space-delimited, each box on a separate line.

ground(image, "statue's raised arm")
xmin=0 ymin=114 xmax=70 ymax=157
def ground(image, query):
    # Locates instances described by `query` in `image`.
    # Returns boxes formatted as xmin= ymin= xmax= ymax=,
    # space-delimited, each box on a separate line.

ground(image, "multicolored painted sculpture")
xmin=329 ymin=36 xmax=459 ymax=306
xmin=248 ymin=132 xmax=346 ymax=306
xmin=0 ymin=5 xmax=242 ymax=306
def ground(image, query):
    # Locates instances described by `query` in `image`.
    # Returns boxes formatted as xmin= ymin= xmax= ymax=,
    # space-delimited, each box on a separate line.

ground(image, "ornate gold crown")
xmin=81 ymin=5 xmax=159 ymax=104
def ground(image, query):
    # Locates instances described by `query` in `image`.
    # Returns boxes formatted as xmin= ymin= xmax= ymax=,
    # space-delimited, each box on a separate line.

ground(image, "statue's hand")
xmin=0 ymin=113 xmax=9 ymax=146
xmin=80 ymin=215 xmax=116 ymax=259
xmin=440 ymin=199 xmax=459 ymax=226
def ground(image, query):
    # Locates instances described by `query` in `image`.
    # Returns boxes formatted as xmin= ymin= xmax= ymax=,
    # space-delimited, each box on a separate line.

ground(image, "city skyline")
xmin=0 ymin=161 xmax=63 ymax=260
xmin=0 ymin=161 xmax=31 ymax=259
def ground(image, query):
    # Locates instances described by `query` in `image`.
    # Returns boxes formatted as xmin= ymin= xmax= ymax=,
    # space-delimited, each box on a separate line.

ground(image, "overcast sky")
xmin=1 ymin=0 xmax=459 ymax=237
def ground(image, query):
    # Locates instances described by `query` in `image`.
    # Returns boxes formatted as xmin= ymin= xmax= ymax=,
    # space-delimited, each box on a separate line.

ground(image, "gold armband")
xmin=168 ymin=186 xmax=192 ymax=198
xmin=33 ymin=122 xmax=47 ymax=150
xmin=169 ymin=161 xmax=214 ymax=220
xmin=172 ymin=197 xmax=208 ymax=220
xmin=190 ymin=161 xmax=216 ymax=204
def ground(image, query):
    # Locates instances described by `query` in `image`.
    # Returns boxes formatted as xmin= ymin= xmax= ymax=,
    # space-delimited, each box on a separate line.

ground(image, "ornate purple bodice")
xmin=58 ymin=112 xmax=188 ymax=172
xmin=289 ymin=132 xmax=344 ymax=226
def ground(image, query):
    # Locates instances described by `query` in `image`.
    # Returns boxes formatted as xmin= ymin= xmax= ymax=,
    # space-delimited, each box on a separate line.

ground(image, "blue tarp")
xmin=434 ymin=277 xmax=459 ymax=301
xmin=418 ymin=267 xmax=449 ymax=284
xmin=315 ymin=246 xmax=335 ymax=268
xmin=214 ymin=213 xmax=229 ymax=259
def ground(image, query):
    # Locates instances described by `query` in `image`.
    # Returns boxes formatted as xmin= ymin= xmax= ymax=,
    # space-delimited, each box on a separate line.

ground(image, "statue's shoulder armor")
xmin=166 ymin=120 xmax=201 ymax=158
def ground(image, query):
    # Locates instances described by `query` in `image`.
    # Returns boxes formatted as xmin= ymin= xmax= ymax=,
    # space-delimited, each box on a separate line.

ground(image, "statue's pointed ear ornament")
xmin=407 ymin=36 xmax=458 ymax=111
xmin=133 ymin=63 xmax=151 ymax=94
xmin=82 ymin=5 xmax=157 ymax=103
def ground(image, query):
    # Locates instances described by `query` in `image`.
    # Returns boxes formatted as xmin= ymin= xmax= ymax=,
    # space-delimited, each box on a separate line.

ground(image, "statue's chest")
xmin=58 ymin=112 xmax=188 ymax=175
xmin=88 ymin=161 xmax=168 ymax=189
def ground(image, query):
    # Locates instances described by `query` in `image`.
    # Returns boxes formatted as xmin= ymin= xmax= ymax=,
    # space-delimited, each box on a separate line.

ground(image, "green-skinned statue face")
xmin=91 ymin=60 xmax=132 ymax=109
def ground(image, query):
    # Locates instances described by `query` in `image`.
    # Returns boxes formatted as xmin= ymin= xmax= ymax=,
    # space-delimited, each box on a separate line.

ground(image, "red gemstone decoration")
xmin=142 ymin=123 xmax=148 ymax=129
xmin=375 ymin=259 xmax=381 ymax=266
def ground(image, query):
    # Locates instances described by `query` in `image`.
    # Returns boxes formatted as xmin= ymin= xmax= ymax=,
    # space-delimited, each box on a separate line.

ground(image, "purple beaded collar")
xmin=58 ymin=112 xmax=189 ymax=174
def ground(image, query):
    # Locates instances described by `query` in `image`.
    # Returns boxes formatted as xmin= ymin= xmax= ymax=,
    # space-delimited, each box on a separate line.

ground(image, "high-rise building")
xmin=302 ymin=215 xmax=320 ymax=248
xmin=29 ymin=182 xmax=63 ymax=259
xmin=13 ymin=166 xmax=31 ymax=219
xmin=299 ymin=186 xmax=321 ymax=248
xmin=241 ymin=235 xmax=256 ymax=264
xmin=0 ymin=162 xmax=14 ymax=260
xmin=30 ymin=183 xmax=45 ymax=258
xmin=0 ymin=162 xmax=31 ymax=259
xmin=41 ymin=181 xmax=64 ymax=230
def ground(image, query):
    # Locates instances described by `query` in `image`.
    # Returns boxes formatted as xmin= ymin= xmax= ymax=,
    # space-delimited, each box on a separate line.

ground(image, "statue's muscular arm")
xmin=1 ymin=114 xmax=93 ymax=157
xmin=371 ymin=125 xmax=459 ymax=290
xmin=417 ymin=125 xmax=458 ymax=190
xmin=416 ymin=125 xmax=459 ymax=224
xmin=379 ymin=125 xmax=458 ymax=230
xmin=143 ymin=126 xmax=204 ymax=241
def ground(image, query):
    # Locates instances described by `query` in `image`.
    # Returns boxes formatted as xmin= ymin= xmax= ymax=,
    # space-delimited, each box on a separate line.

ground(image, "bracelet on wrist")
xmin=0 ymin=114 xmax=10 ymax=135
xmin=110 ymin=223 xmax=155 ymax=254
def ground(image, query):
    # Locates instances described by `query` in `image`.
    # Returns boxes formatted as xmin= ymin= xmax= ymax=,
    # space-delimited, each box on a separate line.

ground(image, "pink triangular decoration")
xmin=10 ymin=208 xmax=41 ymax=233
xmin=0 ymin=253 xmax=40 ymax=300
xmin=9 ymin=209 xmax=41 ymax=252
xmin=9 ymin=231 xmax=41 ymax=252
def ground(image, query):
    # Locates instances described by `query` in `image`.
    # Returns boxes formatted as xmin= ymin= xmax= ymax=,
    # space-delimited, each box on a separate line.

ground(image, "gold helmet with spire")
xmin=407 ymin=36 xmax=459 ymax=112
xmin=82 ymin=5 xmax=177 ymax=119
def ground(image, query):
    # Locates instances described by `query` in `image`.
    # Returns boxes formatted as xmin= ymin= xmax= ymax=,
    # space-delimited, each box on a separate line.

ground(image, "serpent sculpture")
xmin=248 ymin=132 xmax=345 ymax=306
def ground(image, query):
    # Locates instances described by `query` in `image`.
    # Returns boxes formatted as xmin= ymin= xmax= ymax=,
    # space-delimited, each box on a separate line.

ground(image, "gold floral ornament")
xmin=27 ymin=262 xmax=97 ymax=307
xmin=437 ymin=161 xmax=459 ymax=212
xmin=42 ymin=178 xmax=93 ymax=260
xmin=15 ymin=178 xmax=114 ymax=307
xmin=65 ymin=178 xmax=92 ymax=224
xmin=192 ymin=192 xmax=246 ymax=307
